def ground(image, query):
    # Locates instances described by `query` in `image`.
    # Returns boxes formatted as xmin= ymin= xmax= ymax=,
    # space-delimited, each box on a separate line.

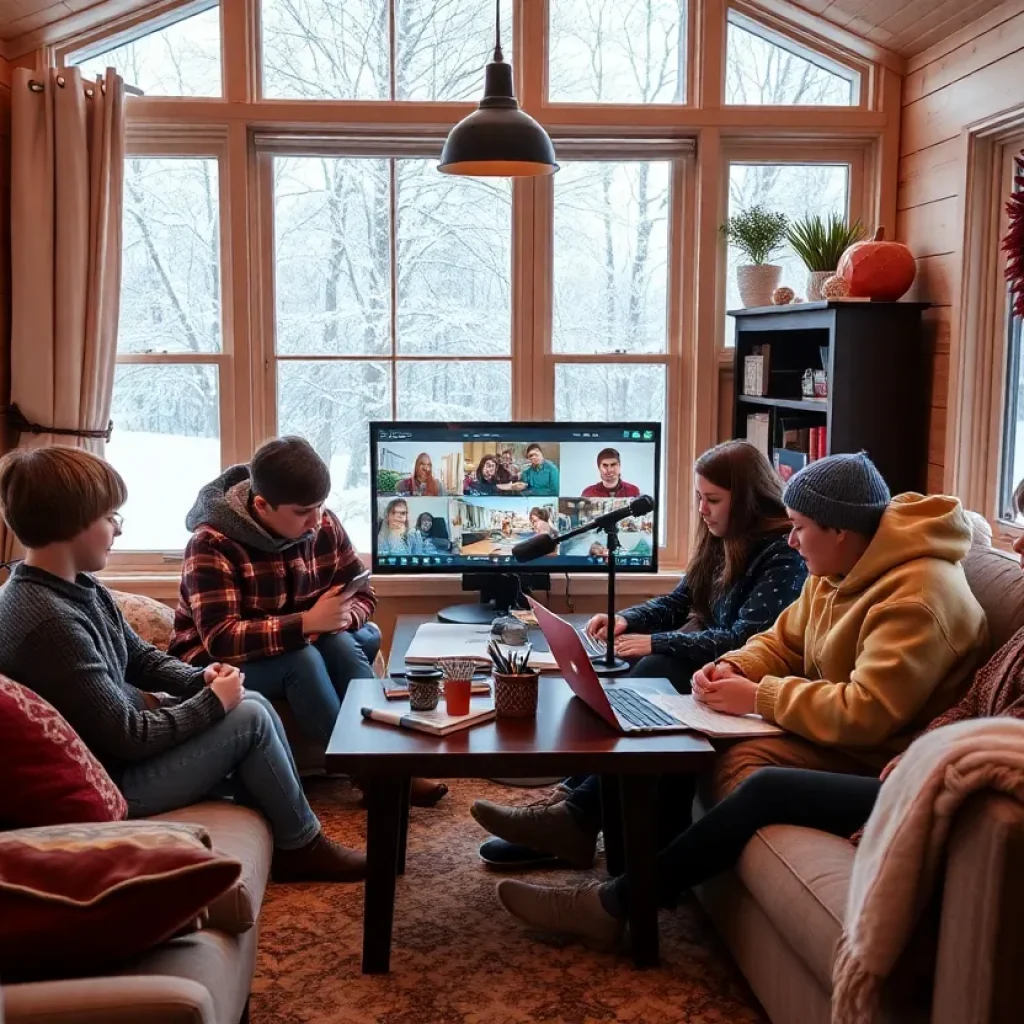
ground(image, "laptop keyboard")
xmin=576 ymin=628 xmax=605 ymax=658
xmin=605 ymin=687 xmax=678 ymax=729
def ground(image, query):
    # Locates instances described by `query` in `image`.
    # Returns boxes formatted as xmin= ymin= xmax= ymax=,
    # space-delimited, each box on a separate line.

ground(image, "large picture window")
xmin=270 ymin=154 xmax=513 ymax=550
xmin=724 ymin=159 xmax=853 ymax=344
xmin=107 ymin=155 xmax=226 ymax=551
xmin=50 ymin=0 xmax=895 ymax=573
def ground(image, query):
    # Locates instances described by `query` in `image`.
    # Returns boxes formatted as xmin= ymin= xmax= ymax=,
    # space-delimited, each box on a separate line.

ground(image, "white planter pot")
xmin=737 ymin=264 xmax=782 ymax=308
xmin=806 ymin=270 xmax=833 ymax=302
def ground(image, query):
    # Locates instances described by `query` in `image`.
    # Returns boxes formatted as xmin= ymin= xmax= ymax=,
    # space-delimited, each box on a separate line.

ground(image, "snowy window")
xmin=109 ymin=157 xmax=223 ymax=551
xmin=725 ymin=11 xmax=859 ymax=107
xmin=272 ymin=156 xmax=513 ymax=553
xmin=65 ymin=2 xmax=222 ymax=97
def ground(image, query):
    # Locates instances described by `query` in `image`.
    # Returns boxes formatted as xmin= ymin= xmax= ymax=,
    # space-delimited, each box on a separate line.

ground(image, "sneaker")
xmin=470 ymin=799 xmax=598 ymax=867
xmin=496 ymin=879 xmax=624 ymax=951
xmin=271 ymin=833 xmax=367 ymax=883
xmin=479 ymin=838 xmax=565 ymax=871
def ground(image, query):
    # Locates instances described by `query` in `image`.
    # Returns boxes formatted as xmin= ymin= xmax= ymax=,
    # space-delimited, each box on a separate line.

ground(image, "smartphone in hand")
xmin=337 ymin=568 xmax=372 ymax=601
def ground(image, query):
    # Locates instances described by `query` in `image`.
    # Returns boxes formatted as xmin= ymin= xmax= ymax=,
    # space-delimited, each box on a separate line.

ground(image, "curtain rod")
xmin=27 ymin=76 xmax=142 ymax=97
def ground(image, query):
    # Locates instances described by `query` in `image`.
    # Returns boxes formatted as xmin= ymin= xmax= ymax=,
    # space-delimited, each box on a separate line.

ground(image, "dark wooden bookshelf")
xmin=729 ymin=300 xmax=931 ymax=495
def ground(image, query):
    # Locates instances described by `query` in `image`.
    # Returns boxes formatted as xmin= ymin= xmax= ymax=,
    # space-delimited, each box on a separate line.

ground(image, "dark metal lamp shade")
xmin=438 ymin=4 xmax=557 ymax=178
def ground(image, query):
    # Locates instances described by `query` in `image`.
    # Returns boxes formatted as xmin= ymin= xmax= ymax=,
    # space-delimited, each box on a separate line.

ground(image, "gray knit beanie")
xmin=782 ymin=452 xmax=890 ymax=535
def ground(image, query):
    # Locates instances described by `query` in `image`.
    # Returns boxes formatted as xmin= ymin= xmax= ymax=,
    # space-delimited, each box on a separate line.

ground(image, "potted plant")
xmin=721 ymin=205 xmax=789 ymax=307
xmin=786 ymin=213 xmax=865 ymax=301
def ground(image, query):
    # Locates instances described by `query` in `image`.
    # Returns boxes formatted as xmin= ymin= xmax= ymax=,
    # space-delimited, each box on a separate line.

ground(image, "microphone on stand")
xmin=511 ymin=494 xmax=655 ymax=564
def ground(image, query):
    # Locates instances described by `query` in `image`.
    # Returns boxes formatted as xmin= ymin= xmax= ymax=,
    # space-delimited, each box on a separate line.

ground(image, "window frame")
xmin=718 ymin=141 xmax=869 ymax=352
xmin=57 ymin=0 xmax=226 ymax=99
xmin=105 ymin=132 xmax=242 ymax=568
xmin=527 ymin=144 xmax=693 ymax=567
xmin=724 ymin=6 xmax=866 ymax=110
xmin=32 ymin=0 xmax=899 ymax=579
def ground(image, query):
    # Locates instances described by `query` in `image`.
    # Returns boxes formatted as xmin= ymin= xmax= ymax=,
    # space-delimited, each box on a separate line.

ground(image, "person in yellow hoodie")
xmin=694 ymin=451 xmax=988 ymax=795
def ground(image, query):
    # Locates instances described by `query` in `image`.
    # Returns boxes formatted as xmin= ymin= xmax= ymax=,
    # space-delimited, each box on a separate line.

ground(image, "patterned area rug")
xmin=252 ymin=778 xmax=767 ymax=1024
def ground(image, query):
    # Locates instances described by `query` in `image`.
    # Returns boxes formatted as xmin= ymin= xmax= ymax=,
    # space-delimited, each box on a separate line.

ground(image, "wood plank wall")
xmin=898 ymin=0 xmax=1024 ymax=493
xmin=0 ymin=55 xmax=10 ymax=450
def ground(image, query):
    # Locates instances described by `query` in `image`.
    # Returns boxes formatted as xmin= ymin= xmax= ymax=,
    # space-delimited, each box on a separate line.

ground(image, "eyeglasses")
xmin=107 ymin=513 xmax=124 ymax=534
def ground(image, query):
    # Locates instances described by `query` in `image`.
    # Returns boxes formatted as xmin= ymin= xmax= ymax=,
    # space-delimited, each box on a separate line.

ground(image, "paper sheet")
xmin=646 ymin=693 xmax=784 ymax=738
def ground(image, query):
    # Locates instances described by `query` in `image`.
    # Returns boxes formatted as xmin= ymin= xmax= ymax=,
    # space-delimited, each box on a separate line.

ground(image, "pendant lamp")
xmin=438 ymin=0 xmax=558 ymax=177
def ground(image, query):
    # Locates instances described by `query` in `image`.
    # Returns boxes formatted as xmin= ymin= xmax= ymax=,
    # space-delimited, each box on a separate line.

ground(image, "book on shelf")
xmin=774 ymin=448 xmax=809 ymax=482
xmin=382 ymin=677 xmax=492 ymax=701
xmin=745 ymin=411 xmax=771 ymax=458
xmin=809 ymin=428 xmax=820 ymax=462
xmin=742 ymin=344 xmax=771 ymax=397
xmin=813 ymin=426 xmax=827 ymax=460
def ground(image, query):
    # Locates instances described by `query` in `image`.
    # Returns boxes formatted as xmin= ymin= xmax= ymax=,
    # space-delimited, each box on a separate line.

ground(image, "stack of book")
xmin=745 ymin=411 xmax=771 ymax=458
xmin=773 ymin=424 xmax=827 ymax=481
xmin=742 ymin=344 xmax=770 ymax=397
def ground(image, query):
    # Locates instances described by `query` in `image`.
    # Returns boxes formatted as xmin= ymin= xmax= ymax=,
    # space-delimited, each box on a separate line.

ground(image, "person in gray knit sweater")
xmin=0 ymin=446 xmax=364 ymax=884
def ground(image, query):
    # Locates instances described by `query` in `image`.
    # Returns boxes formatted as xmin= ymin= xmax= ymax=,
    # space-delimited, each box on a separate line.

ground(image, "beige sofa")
xmin=695 ymin=519 xmax=1024 ymax=1024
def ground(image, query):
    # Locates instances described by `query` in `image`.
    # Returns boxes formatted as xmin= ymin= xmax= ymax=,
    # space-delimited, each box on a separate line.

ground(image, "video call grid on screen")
xmin=370 ymin=422 xmax=661 ymax=574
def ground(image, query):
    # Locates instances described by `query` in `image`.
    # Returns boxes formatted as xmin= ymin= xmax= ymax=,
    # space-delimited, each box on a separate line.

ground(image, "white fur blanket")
xmin=832 ymin=718 xmax=1024 ymax=1024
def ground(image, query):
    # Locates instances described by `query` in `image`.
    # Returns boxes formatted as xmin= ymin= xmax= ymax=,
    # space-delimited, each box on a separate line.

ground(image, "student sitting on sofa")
xmin=0 ymin=446 xmax=365 ymax=883
xmin=699 ymin=452 xmax=988 ymax=798
xmin=490 ymin=478 xmax=1024 ymax=949
xmin=472 ymin=451 xmax=988 ymax=872
xmin=472 ymin=440 xmax=807 ymax=868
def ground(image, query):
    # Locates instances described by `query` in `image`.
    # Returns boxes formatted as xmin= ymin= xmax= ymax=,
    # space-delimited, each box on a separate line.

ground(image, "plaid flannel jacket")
xmin=168 ymin=510 xmax=375 ymax=666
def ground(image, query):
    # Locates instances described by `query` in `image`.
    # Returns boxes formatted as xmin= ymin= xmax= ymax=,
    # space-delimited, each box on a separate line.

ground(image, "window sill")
xmin=100 ymin=569 xmax=682 ymax=603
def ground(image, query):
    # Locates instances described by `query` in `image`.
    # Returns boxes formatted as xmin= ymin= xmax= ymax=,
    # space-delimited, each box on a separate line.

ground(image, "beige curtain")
xmin=2 ymin=67 xmax=125 ymax=564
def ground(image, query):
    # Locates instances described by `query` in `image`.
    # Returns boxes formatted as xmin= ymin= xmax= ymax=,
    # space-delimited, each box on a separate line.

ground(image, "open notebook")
xmin=645 ymin=693 xmax=784 ymax=739
xmin=403 ymin=623 xmax=559 ymax=672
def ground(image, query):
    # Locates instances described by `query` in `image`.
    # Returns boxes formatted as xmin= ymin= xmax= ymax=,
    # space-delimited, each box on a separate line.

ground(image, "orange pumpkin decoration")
xmin=836 ymin=226 xmax=916 ymax=301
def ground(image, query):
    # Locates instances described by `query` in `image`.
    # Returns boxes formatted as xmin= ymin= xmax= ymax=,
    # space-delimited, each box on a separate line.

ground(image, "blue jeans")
xmin=241 ymin=626 xmax=380 ymax=746
xmin=120 ymin=692 xmax=320 ymax=851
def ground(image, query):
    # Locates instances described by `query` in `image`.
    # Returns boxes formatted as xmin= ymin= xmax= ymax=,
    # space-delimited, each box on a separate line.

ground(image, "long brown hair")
xmin=412 ymin=453 xmax=440 ymax=496
xmin=687 ymin=441 xmax=790 ymax=622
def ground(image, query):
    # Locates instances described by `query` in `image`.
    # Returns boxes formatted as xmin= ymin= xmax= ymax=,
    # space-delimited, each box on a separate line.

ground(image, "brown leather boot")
xmin=271 ymin=833 xmax=366 ymax=883
xmin=356 ymin=777 xmax=449 ymax=808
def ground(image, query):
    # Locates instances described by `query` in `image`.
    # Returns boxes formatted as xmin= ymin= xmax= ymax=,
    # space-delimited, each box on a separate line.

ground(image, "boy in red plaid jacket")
xmin=169 ymin=437 xmax=381 ymax=749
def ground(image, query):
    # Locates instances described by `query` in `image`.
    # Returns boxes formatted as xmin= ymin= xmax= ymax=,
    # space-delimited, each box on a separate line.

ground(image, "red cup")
xmin=445 ymin=678 xmax=472 ymax=716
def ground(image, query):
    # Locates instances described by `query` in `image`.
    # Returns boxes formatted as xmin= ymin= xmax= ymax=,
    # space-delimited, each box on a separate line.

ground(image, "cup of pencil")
xmin=489 ymin=641 xmax=539 ymax=719
xmin=439 ymin=657 xmax=476 ymax=716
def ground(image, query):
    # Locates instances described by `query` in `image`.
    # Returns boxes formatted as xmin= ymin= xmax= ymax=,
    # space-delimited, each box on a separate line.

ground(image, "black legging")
xmin=601 ymin=768 xmax=882 ymax=917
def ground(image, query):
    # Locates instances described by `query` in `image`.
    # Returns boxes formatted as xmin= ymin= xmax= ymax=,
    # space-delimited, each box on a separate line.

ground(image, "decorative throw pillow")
xmin=0 ymin=820 xmax=241 ymax=974
xmin=0 ymin=675 xmax=128 ymax=827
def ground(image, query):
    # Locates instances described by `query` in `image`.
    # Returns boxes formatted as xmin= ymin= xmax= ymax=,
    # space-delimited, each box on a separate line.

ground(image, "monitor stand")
xmin=438 ymin=572 xmax=550 ymax=625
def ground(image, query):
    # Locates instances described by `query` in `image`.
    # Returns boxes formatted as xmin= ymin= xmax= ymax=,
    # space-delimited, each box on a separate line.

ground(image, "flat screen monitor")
xmin=370 ymin=421 xmax=661 ymax=575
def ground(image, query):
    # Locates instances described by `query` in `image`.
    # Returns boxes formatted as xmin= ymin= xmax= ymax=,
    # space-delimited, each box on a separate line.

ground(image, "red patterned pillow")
xmin=0 ymin=674 xmax=127 ymax=826
xmin=0 ymin=820 xmax=241 ymax=973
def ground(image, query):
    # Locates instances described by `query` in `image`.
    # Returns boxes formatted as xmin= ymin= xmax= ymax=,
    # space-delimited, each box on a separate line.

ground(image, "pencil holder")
xmin=493 ymin=669 xmax=539 ymax=719
xmin=408 ymin=677 xmax=441 ymax=712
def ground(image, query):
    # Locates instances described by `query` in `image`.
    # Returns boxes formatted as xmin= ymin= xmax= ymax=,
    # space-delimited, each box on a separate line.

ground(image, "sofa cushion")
xmin=0 ymin=820 xmax=241 ymax=974
xmin=111 ymin=589 xmax=175 ymax=650
xmin=149 ymin=802 xmax=272 ymax=935
xmin=962 ymin=541 xmax=1024 ymax=651
xmin=0 ymin=675 xmax=128 ymax=827
xmin=732 ymin=822 xmax=856 ymax=990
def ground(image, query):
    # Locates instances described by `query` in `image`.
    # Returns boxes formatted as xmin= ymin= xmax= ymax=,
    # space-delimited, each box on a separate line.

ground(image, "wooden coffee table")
xmin=327 ymin=677 xmax=715 ymax=974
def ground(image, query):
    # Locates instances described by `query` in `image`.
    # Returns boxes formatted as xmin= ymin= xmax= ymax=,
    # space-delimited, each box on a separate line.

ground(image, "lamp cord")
xmin=493 ymin=0 xmax=503 ymax=61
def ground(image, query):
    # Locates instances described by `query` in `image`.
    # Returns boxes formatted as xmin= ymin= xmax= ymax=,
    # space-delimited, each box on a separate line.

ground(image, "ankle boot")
xmin=272 ymin=833 xmax=366 ymax=883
